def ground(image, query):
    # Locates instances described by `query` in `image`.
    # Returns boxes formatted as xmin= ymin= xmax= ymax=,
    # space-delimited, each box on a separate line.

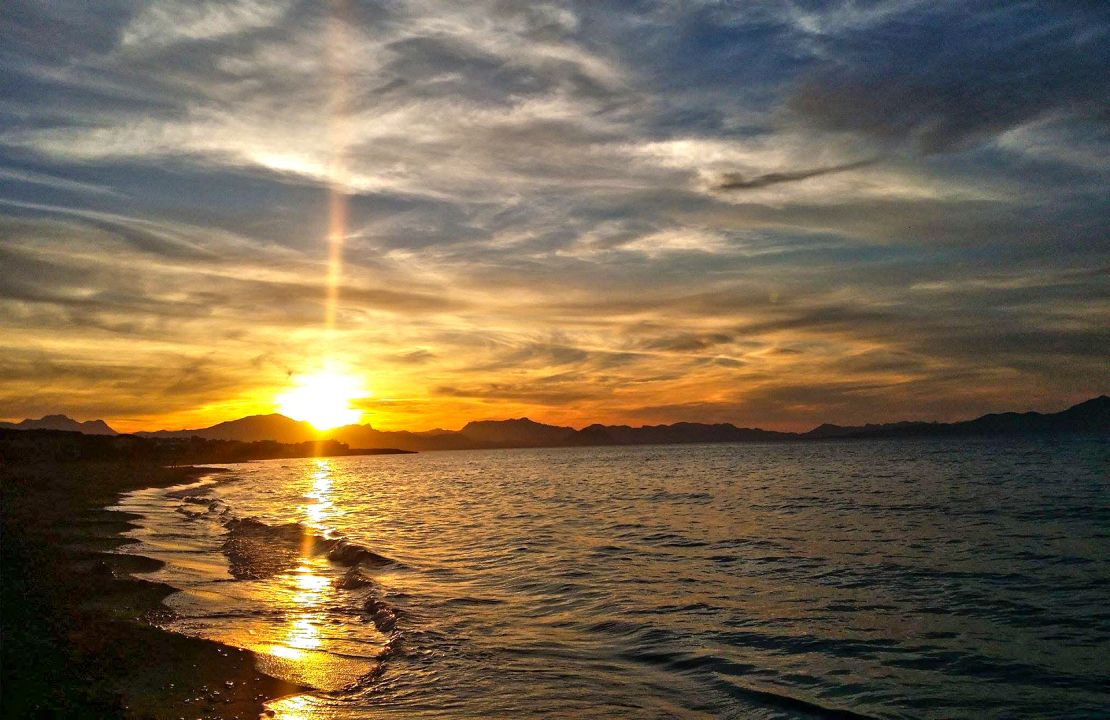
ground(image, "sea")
xmin=111 ymin=438 xmax=1109 ymax=719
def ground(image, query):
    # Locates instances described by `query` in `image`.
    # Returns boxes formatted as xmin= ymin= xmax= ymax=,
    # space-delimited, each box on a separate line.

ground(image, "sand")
xmin=1 ymin=461 xmax=305 ymax=719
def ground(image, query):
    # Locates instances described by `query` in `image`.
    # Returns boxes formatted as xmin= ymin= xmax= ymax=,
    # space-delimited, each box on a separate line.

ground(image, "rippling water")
xmin=113 ymin=438 xmax=1109 ymax=719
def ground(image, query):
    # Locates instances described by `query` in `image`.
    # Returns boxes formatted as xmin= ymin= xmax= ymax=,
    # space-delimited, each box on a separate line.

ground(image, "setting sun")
xmin=274 ymin=370 xmax=367 ymax=430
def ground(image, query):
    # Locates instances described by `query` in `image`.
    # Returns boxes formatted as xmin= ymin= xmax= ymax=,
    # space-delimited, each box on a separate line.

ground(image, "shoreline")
xmin=1 ymin=461 xmax=305 ymax=719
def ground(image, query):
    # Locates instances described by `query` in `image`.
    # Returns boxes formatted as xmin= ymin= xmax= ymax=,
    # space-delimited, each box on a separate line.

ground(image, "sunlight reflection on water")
xmin=258 ymin=459 xmax=369 ymax=704
xmin=114 ymin=440 xmax=1110 ymax=719
xmin=264 ymin=460 xmax=356 ymax=718
xmin=268 ymin=693 xmax=321 ymax=720
xmin=304 ymin=459 xmax=334 ymax=532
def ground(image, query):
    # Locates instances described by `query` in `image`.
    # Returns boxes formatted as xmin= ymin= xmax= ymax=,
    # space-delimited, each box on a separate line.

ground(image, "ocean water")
xmin=112 ymin=438 xmax=1109 ymax=719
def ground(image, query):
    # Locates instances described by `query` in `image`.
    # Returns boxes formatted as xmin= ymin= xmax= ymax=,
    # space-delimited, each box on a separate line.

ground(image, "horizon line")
xmin=4 ymin=394 xmax=1106 ymax=437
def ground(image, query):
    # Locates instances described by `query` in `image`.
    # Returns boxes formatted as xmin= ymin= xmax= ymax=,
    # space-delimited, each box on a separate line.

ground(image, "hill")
xmin=802 ymin=395 xmax=1110 ymax=439
xmin=569 ymin=422 xmax=792 ymax=446
xmin=330 ymin=425 xmax=489 ymax=452
xmin=460 ymin=417 xmax=576 ymax=447
xmin=136 ymin=414 xmax=318 ymax=443
xmin=0 ymin=415 xmax=117 ymax=435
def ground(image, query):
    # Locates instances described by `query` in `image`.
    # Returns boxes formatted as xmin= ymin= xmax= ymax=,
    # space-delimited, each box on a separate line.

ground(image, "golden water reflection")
xmin=304 ymin=458 xmax=334 ymax=532
xmin=267 ymin=692 xmax=326 ymax=720
xmin=265 ymin=564 xmax=328 ymax=662
xmin=253 ymin=459 xmax=374 ymax=696
xmin=274 ymin=460 xmax=333 ymax=662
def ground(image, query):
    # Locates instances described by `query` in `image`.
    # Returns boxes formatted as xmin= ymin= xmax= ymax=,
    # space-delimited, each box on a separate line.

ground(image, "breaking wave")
xmin=121 ymin=478 xmax=409 ymax=697
xmin=221 ymin=516 xmax=396 ymax=581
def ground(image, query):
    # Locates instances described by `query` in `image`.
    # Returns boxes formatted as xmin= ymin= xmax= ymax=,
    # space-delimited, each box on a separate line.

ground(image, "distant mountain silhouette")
xmin=804 ymin=420 xmax=931 ymax=439
xmin=0 ymin=415 xmax=117 ymax=435
xmin=460 ymin=417 xmax=576 ymax=446
xmin=568 ymin=422 xmax=792 ymax=446
xmin=7 ymin=396 xmax=1106 ymax=450
xmin=801 ymin=395 xmax=1110 ymax=439
xmin=136 ymin=414 xmax=318 ymax=443
xmin=331 ymin=424 xmax=486 ymax=452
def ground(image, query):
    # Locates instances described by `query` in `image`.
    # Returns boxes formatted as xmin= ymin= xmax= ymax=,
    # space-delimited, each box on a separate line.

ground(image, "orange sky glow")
xmin=1 ymin=2 xmax=1106 ymax=435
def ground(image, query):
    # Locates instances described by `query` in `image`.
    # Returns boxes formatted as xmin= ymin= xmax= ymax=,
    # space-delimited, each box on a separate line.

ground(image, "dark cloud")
xmin=787 ymin=2 xmax=1110 ymax=154
xmin=393 ymin=349 xmax=437 ymax=364
xmin=638 ymin=332 xmax=735 ymax=352
xmin=432 ymin=382 xmax=602 ymax=406
xmin=717 ymin=159 xmax=876 ymax=190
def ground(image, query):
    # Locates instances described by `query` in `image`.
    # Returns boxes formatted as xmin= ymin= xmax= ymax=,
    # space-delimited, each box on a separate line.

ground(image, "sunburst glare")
xmin=275 ymin=369 xmax=367 ymax=430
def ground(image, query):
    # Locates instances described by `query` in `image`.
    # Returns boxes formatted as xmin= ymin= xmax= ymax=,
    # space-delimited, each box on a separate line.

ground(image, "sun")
xmin=275 ymin=370 xmax=367 ymax=430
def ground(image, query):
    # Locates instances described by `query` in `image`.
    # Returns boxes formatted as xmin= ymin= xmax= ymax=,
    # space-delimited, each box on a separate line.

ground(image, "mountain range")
xmin=0 ymin=415 xmax=118 ymax=435
xmin=3 ymin=396 xmax=1106 ymax=451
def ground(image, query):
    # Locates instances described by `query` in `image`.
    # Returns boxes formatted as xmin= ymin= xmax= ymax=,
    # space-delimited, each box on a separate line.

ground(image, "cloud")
xmin=786 ymin=3 xmax=1110 ymax=154
xmin=393 ymin=349 xmax=437 ymax=364
xmin=639 ymin=332 xmax=735 ymax=353
xmin=716 ymin=159 xmax=877 ymax=190
xmin=121 ymin=0 xmax=293 ymax=48
xmin=0 ymin=168 xmax=122 ymax=196
xmin=0 ymin=0 xmax=1107 ymax=431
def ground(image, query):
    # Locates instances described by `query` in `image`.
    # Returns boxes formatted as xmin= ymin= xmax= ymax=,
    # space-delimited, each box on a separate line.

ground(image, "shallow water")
xmin=113 ymin=438 xmax=1109 ymax=719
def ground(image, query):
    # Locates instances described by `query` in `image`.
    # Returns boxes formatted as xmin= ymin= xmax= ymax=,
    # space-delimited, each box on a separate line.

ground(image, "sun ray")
xmin=324 ymin=0 xmax=351 ymax=339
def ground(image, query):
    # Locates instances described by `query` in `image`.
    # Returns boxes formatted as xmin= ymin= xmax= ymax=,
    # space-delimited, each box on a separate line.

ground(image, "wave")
xmin=626 ymin=645 xmax=879 ymax=720
xmin=331 ymin=568 xmax=403 ymax=635
xmin=327 ymin=538 xmax=394 ymax=567
xmin=715 ymin=680 xmax=880 ymax=720
xmin=363 ymin=595 xmax=400 ymax=633
xmin=160 ymin=485 xmax=398 ymax=581
xmin=221 ymin=517 xmax=398 ymax=581
xmin=175 ymin=497 xmax=230 ymax=519
xmin=164 ymin=485 xmax=410 ymax=692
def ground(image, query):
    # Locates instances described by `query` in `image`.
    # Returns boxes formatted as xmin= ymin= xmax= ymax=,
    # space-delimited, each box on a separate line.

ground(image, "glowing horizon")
xmin=1 ymin=2 xmax=1106 ymax=436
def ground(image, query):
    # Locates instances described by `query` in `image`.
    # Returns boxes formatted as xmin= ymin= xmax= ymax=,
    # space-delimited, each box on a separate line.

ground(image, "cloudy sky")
xmin=1 ymin=0 xmax=1108 ymax=432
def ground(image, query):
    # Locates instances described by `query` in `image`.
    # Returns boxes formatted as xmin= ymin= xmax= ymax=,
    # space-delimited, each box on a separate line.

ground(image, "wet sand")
xmin=1 ymin=461 xmax=303 ymax=719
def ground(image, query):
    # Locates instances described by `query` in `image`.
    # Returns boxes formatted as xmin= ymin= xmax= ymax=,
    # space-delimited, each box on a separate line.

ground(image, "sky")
xmin=1 ymin=0 xmax=1108 ymax=433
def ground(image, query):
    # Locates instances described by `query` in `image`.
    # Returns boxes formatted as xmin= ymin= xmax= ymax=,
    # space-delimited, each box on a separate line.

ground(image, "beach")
xmin=0 ymin=461 xmax=301 ymax=718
